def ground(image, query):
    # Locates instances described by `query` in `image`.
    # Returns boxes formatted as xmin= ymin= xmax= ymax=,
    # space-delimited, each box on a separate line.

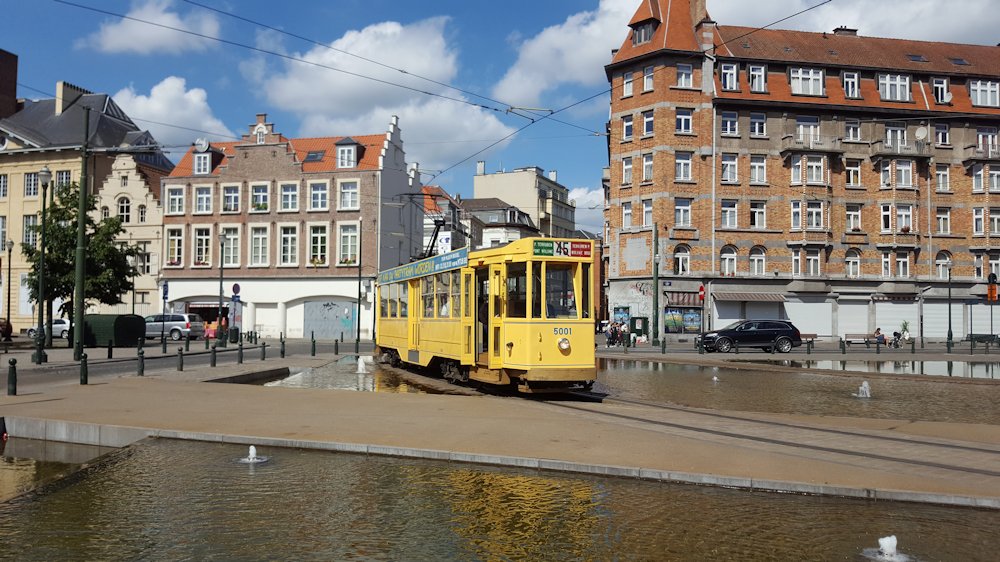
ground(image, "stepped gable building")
xmin=160 ymin=114 xmax=421 ymax=340
xmin=604 ymin=0 xmax=1000 ymax=340
xmin=0 ymin=70 xmax=172 ymax=333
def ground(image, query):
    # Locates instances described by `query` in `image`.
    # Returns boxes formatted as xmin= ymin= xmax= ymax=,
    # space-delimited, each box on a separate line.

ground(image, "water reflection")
xmin=757 ymin=359 xmax=1000 ymax=379
xmin=264 ymin=360 xmax=427 ymax=394
xmin=0 ymin=439 xmax=111 ymax=502
xmin=1 ymin=439 xmax=998 ymax=560
xmin=596 ymin=359 xmax=1000 ymax=424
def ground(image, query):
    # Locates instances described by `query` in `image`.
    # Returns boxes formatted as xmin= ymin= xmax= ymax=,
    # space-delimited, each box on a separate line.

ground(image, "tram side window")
xmin=422 ymin=277 xmax=434 ymax=318
xmin=399 ymin=282 xmax=409 ymax=318
xmin=546 ymin=263 xmax=577 ymax=319
xmin=450 ymin=270 xmax=461 ymax=318
xmin=506 ymin=263 xmax=527 ymax=318
xmin=389 ymin=283 xmax=398 ymax=317
xmin=437 ymin=273 xmax=450 ymax=317
xmin=531 ymin=262 xmax=542 ymax=318
xmin=379 ymin=286 xmax=388 ymax=318
xmin=581 ymin=263 xmax=591 ymax=319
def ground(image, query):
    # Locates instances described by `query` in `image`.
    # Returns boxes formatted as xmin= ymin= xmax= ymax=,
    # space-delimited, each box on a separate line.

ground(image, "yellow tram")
xmin=375 ymin=238 xmax=596 ymax=392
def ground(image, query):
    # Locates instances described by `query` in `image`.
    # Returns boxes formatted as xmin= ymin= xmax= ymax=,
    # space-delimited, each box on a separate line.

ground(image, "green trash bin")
xmin=229 ymin=327 xmax=240 ymax=344
xmin=629 ymin=316 xmax=648 ymax=343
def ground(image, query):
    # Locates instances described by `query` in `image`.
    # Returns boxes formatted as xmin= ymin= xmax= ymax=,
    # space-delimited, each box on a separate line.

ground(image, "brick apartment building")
xmin=604 ymin=0 xmax=1000 ymax=340
xmin=161 ymin=114 xmax=421 ymax=339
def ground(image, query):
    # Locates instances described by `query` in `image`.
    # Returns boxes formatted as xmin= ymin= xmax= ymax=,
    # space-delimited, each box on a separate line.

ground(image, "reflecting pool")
xmin=1 ymin=438 xmax=998 ymax=560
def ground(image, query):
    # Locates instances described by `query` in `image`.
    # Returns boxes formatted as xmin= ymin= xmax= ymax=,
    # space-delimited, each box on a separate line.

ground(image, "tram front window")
xmin=546 ymin=263 xmax=577 ymax=319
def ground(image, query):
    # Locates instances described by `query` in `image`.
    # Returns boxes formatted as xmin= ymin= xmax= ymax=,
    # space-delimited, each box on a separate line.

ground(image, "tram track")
xmin=540 ymin=392 xmax=1000 ymax=479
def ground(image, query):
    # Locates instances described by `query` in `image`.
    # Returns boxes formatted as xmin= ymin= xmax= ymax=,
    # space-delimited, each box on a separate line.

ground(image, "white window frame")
xmin=796 ymin=116 xmax=820 ymax=142
xmin=973 ymin=164 xmax=984 ymax=192
xmin=307 ymin=222 xmax=329 ymax=266
xmin=675 ymin=108 xmax=692 ymax=133
xmin=792 ymin=251 xmax=801 ymax=276
xmin=622 ymin=115 xmax=633 ymax=140
xmin=846 ymin=204 xmax=862 ymax=230
xmin=280 ymin=182 xmax=299 ymax=212
xmin=721 ymin=200 xmax=738 ymax=228
xmin=896 ymin=204 xmax=913 ymax=231
xmin=936 ymin=208 xmax=951 ymax=234
xmin=278 ymin=223 xmax=299 ymax=266
xmin=846 ymin=250 xmax=860 ymax=278
xmin=806 ymin=156 xmax=824 ymax=184
xmin=23 ymin=214 xmax=38 ymax=247
xmin=971 ymin=80 xmax=1000 ymax=107
xmin=676 ymin=64 xmax=693 ymax=88
xmin=750 ymin=155 xmax=766 ymax=184
xmin=720 ymin=63 xmax=738 ymax=91
xmin=846 ymin=160 xmax=862 ymax=187
xmin=936 ymin=165 xmax=950 ymax=191
xmin=642 ymin=199 xmax=653 ymax=226
xmin=0 ymin=174 xmax=7 ymax=198
xmin=845 ymin=119 xmax=861 ymax=141
xmin=806 ymin=201 xmax=823 ymax=229
xmin=790 ymin=67 xmax=824 ymax=95
xmin=251 ymin=184 xmax=270 ymax=212
xmin=749 ymin=112 xmax=766 ymax=137
xmin=642 ymin=110 xmax=654 ymax=136
xmin=748 ymin=65 xmax=766 ymax=92
xmin=878 ymin=73 xmax=911 ymax=102
xmin=249 ymin=225 xmax=270 ymax=267
xmin=193 ymin=153 xmax=210 ymax=175
xmin=990 ymin=208 xmax=1000 ymax=234
xmin=675 ymin=152 xmax=692 ymax=181
xmin=622 ymin=157 xmax=633 ymax=185
xmin=622 ymin=202 xmax=632 ymax=228
xmin=885 ymin=124 xmax=907 ymax=148
xmin=842 ymin=72 xmax=860 ymax=98
xmin=790 ymin=201 xmax=802 ymax=229
xmin=721 ymin=154 xmax=738 ymax=183
xmin=23 ymin=172 xmax=38 ymax=198
xmin=749 ymin=201 xmax=766 ymax=229
xmin=974 ymin=207 xmax=985 ymax=235
xmin=337 ymin=179 xmax=360 ymax=211
xmin=642 ymin=153 xmax=653 ymax=182
xmin=674 ymin=246 xmax=690 ymax=275
xmin=881 ymin=252 xmax=892 ymax=278
xmin=192 ymin=227 xmax=212 ymax=267
xmin=896 ymin=252 xmax=909 ymax=278
xmin=117 ymin=197 xmax=131 ymax=224
xmin=932 ymin=78 xmax=950 ymax=104
xmin=337 ymin=146 xmax=357 ymax=168
xmin=806 ymin=249 xmax=821 ymax=277
xmin=165 ymin=228 xmax=183 ymax=267
xmin=166 ymin=186 xmax=184 ymax=215
xmin=193 ymin=185 xmax=212 ymax=214
xmin=643 ymin=65 xmax=654 ymax=92
xmin=674 ymin=198 xmax=691 ymax=227
xmin=622 ymin=72 xmax=633 ymax=97
xmin=720 ymin=247 xmax=737 ymax=274
xmin=935 ymin=252 xmax=951 ymax=279
xmin=721 ymin=111 xmax=738 ymax=136
xmin=337 ymin=221 xmax=360 ymax=266
xmin=221 ymin=226 xmax=240 ymax=267
xmin=896 ymin=160 xmax=913 ymax=187
xmin=935 ymin=123 xmax=950 ymax=146
xmin=749 ymin=247 xmax=766 ymax=275
xmin=222 ymin=184 xmax=240 ymax=213
xmin=309 ymin=181 xmax=330 ymax=211
xmin=881 ymin=204 xmax=892 ymax=232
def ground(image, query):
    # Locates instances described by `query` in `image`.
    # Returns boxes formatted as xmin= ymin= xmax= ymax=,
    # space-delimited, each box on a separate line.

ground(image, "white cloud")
xmin=113 ymin=76 xmax=236 ymax=153
xmin=491 ymin=0 xmax=635 ymax=107
xmin=709 ymin=0 xmax=997 ymax=45
xmin=77 ymin=0 xmax=220 ymax=55
xmin=569 ymin=186 xmax=604 ymax=233
xmin=248 ymin=16 xmax=517 ymax=173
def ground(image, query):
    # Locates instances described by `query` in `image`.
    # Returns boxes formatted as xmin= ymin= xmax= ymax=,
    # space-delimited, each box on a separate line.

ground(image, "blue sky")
xmin=6 ymin=0 xmax=998 ymax=232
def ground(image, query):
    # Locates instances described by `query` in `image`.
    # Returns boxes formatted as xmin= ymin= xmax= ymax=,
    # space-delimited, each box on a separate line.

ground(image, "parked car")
xmin=696 ymin=320 xmax=802 ymax=353
xmin=144 ymin=313 xmax=206 ymax=341
xmin=26 ymin=318 xmax=71 ymax=339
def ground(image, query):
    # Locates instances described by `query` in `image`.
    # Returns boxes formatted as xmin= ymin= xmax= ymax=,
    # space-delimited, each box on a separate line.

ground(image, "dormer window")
xmin=632 ymin=22 xmax=654 ymax=45
xmin=194 ymin=153 xmax=210 ymax=175
xmin=932 ymin=78 xmax=950 ymax=104
xmin=790 ymin=67 xmax=824 ymax=96
xmin=878 ymin=73 xmax=911 ymax=102
xmin=254 ymin=124 xmax=267 ymax=144
xmin=337 ymin=146 xmax=356 ymax=168
xmin=720 ymin=63 xmax=738 ymax=91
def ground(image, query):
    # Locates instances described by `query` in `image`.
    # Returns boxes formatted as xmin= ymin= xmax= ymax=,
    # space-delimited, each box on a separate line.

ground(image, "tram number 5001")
xmin=553 ymin=328 xmax=573 ymax=336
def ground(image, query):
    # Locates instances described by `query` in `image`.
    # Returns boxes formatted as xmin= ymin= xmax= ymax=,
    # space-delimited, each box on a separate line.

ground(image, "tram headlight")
xmin=558 ymin=337 xmax=571 ymax=351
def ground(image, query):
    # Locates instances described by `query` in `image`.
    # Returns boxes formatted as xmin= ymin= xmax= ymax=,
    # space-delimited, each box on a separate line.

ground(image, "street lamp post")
xmin=33 ymin=166 xmax=51 ymax=364
xmin=652 ymin=222 xmax=660 ymax=347
xmin=946 ymin=261 xmax=954 ymax=349
xmin=218 ymin=232 xmax=229 ymax=348
xmin=128 ymin=255 xmax=137 ymax=315
xmin=4 ymin=239 xmax=12 ymax=342
xmin=356 ymin=218 xmax=363 ymax=354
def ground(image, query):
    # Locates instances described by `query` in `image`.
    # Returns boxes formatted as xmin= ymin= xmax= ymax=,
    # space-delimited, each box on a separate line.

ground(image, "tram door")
xmin=488 ymin=264 xmax=504 ymax=369
xmin=475 ymin=267 xmax=489 ymax=364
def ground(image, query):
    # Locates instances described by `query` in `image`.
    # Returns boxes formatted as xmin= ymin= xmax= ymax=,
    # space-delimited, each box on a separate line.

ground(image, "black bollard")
xmin=281 ymin=339 xmax=286 ymax=358
xmin=876 ymin=341 xmax=881 ymax=354
xmin=7 ymin=358 xmax=16 ymax=396
xmin=660 ymin=338 xmax=666 ymax=354
xmin=161 ymin=335 xmax=167 ymax=354
xmin=770 ymin=340 xmax=776 ymax=354
xmin=138 ymin=349 xmax=145 ymax=376
xmin=177 ymin=348 xmax=184 ymax=371
xmin=80 ymin=354 xmax=88 ymax=385
xmin=697 ymin=339 xmax=704 ymax=354
xmin=334 ymin=339 xmax=338 ymax=355
xmin=108 ymin=340 xmax=113 ymax=359
xmin=311 ymin=337 xmax=316 ymax=357
xmin=239 ymin=331 xmax=244 ymax=344
xmin=210 ymin=345 xmax=217 ymax=367
xmin=911 ymin=339 xmax=916 ymax=354
xmin=734 ymin=342 xmax=739 ymax=354
xmin=137 ymin=337 xmax=144 ymax=351
xmin=840 ymin=338 xmax=846 ymax=354
xmin=806 ymin=340 xmax=812 ymax=355
xmin=204 ymin=337 xmax=209 ymax=350
xmin=185 ymin=334 xmax=191 ymax=352
xmin=971 ymin=338 xmax=975 ymax=355
xmin=238 ymin=342 xmax=243 ymax=364
xmin=260 ymin=342 xmax=266 ymax=361
xmin=946 ymin=339 xmax=952 ymax=354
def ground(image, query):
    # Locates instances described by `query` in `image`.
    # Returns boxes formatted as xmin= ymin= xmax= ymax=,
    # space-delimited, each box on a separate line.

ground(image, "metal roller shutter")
xmin=714 ymin=301 xmax=741 ymax=327
xmin=837 ymin=301 xmax=869 ymax=337
xmin=784 ymin=301 xmax=832 ymax=336
xmin=874 ymin=302 xmax=918 ymax=336
xmin=922 ymin=302 xmax=953 ymax=338
xmin=746 ymin=302 xmax=782 ymax=320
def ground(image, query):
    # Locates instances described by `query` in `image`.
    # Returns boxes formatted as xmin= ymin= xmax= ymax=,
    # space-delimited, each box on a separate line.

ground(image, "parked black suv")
xmin=697 ymin=320 xmax=802 ymax=353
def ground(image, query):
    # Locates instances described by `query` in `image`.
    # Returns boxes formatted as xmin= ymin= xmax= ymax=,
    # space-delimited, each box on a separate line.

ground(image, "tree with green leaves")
xmin=21 ymin=182 xmax=139 ymax=323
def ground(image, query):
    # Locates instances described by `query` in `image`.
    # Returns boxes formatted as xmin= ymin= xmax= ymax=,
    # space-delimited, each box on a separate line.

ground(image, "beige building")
xmin=473 ymin=161 xmax=576 ymax=238
xmin=90 ymin=154 xmax=170 ymax=317
xmin=0 ymin=60 xmax=171 ymax=333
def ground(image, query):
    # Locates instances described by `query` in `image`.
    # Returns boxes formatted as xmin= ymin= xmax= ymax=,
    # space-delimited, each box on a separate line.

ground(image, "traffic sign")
xmin=232 ymin=283 xmax=241 ymax=295
xmin=698 ymin=285 xmax=705 ymax=301
xmin=232 ymin=294 xmax=241 ymax=303
xmin=162 ymin=280 xmax=169 ymax=300
xmin=990 ymin=284 xmax=998 ymax=302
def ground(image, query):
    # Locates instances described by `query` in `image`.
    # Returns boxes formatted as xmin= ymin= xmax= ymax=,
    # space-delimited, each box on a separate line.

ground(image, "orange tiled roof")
xmin=611 ymin=0 xmax=701 ymax=66
xmin=168 ymin=134 xmax=386 ymax=177
xmin=715 ymin=26 xmax=1000 ymax=76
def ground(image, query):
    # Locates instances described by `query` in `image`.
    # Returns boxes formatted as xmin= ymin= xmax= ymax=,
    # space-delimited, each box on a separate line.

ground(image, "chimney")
xmin=256 ymin=113 xmax=267 ymax=124
xmin=690 ymin=0 xmax=708 ymax=26
xmin=55 ymin=81 xmax=91 ymax=116
xmin=548 ymin=170 xmax=557 ymax=182
xmin=833 ymin=26 xmax=858 ymax=36
xmin=0 ymin=49 xmax=17 ymax=119
xmin=476 ymin=160 xmax=486 ymax=175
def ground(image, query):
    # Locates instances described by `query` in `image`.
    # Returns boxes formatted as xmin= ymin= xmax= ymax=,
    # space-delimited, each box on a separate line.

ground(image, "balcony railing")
xmin=963 ymin=144 xmax=1000 ymax=162
xmin=780 ymin=135 xmax=843 ymax=154
xmin=871 ymin=139 xmax=933 ymax=158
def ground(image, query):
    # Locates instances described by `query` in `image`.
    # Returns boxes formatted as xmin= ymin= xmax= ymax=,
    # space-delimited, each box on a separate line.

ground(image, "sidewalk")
xmin=2 ymin=340 xmax=999 ymax=508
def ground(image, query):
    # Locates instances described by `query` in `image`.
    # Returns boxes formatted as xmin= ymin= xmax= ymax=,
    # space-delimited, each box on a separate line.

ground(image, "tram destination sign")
xmin=533 ymin=240 xmax=592 ymax=258
xmin=377 ymin=247 xmax=469 ymax=284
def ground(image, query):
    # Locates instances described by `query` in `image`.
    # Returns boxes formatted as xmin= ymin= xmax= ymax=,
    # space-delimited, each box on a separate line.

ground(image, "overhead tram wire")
xmin=178 ymin=0 xmax=606 ymax=137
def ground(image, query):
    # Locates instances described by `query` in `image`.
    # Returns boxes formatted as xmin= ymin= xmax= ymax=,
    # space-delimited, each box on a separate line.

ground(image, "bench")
xmin=844 ymin=333 xmax=876 ymax=347
xmin=964 ymin=333 xmax=1000 ymax=344
xmin=799 ymin=333 xmax=817 ymax=343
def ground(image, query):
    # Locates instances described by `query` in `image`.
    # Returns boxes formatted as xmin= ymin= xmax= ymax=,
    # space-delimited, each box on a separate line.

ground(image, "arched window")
xmin=846 ymin=249 xmax=861 ymax=278
xmin=673 ymin=245 xmax=690 ymax=275
xmin=101 ymin=206 xmax=110 ymax=220
xmin=749 ymin=246 xmax=766 ymax=276
xmin=138 ymin=204 xmax=147 ymax=223
xmin=117 ymin=197 xmax=131 ymax=223
xmin=254 ymin=124 xmax=266 ymax=145
xmin=720 ymin=246 xmax=737 ymax=275
xmin=935 ymin=251 xmax=951 ymax=280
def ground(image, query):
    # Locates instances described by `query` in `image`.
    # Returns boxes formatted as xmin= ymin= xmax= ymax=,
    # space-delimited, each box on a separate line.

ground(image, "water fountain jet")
xmin=237 ymin=445 xmax=269 ymax=464
xmin=852 ymin=380 xmax=871 ymax=398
